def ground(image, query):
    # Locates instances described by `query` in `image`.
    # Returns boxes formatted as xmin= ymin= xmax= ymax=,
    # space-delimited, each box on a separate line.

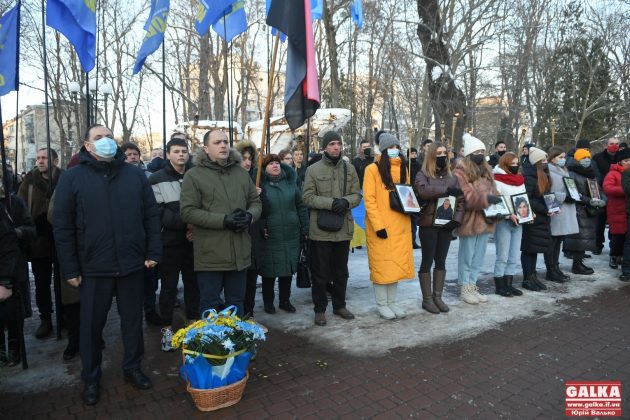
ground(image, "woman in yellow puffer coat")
xmin=363 ymin=132 xmax=415 ymax=320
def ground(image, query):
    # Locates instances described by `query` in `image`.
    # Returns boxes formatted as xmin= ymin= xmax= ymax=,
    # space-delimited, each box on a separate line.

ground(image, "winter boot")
xmin=432 ymin=269 xmax=449 ymax=312
xmin=386 ymin=283 xmax=406 ymax=318
xmin=554 ymin=264 xmax=570 ymax=280
xmin=530 ymin=273 xmax=547 ymax=290
xmin=419 ymin=272 xmax=440 ymax=314
xmin=505 ymin=275 xmax=522 ymax=296
xmin=460 ymin=284 xmax=479 ymax=305
xmin=373 ymin=284 xmax=396 ymax=320
xmin=609 ymin=256 xmax=618 ymax=269
xmin=494 ymin=276 xmax=513 ymax=297
xmin=473 ymin=284 xmax=488 ymax=303
xmin=522 ymin=274 xmax=541 ymax=291
xmin=6 ymin=338 xmax=20 ymax=367
xmin=572 ymin=259 xmax=594 ymax=275
xmin=35 ymin=316 xmax=53 ymax=339
xmin=545 ymin=266 xmax=566 ymax=283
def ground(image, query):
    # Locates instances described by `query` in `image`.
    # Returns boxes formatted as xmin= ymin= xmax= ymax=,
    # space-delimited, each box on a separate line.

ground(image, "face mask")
xmin=364 ymin=148 xmax=371 ymax=158
xmin=579 ymin=158 xmax=591 ymax=168
xmin=608 ymin=144 xmax=619 ymax=154
xmin=556 ymin=158 xmax=566 ymax=167
xmin=471 ymin=154 xmax=485 ymax=165
xmin=497 ymin=150 xmax=506 ymax=156
xmin=508 ymin=165 xmax=519 ymax=174
xmin=387 ymin=148 xmax=400 ymax=159
xmin=436 ymin=156 xmax=447 ymax=169
xmin=93 ymin=137 xmax=118 ymax=159
xmin=542 ymin=163 xmax=548 ymax=171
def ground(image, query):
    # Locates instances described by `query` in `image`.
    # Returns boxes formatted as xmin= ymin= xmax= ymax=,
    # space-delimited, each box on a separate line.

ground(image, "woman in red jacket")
xmin=603 ymin=148 xmax=630 ymax=268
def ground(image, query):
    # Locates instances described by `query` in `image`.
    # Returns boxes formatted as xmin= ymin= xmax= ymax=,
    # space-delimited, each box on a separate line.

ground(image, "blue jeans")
xmin=197 ymin=270 xmax=246 ymax=317
xmin=458 ymin=233 xmax=490 ymax=285
xmin=494 ymin=220 xmax=522 ymax=277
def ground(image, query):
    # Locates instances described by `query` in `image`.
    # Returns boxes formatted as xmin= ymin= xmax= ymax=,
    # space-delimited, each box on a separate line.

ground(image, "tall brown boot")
xmin=432 ymin=269 xmax=450 ymax=313
xmin=419 ymin=272 xmax=440 ymax=314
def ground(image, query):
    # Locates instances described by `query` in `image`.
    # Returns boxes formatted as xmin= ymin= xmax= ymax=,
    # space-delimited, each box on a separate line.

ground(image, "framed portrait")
xmin=543 ymin=193 xmax=561 ymax=214
xmin=394 ymin=184 xmax=421 ymax=213
xmin=511 ymin=193 xmax=534 ymax=224
xmin=433 ymin=195 xmax=457 ymax=226
xmin=563 ymin=177 xmax=581 ymax=202
xmin=484 ymin=196 xmax=511 ymax=218
xmin=587 ymin=179 xmax=601 ymax=200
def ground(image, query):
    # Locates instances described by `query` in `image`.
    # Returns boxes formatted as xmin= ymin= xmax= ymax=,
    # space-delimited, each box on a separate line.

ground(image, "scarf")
xmin=494 ymin=173 xmax=524 ymax=186
xmin=568 ymin=163 xmax=595 ymax=179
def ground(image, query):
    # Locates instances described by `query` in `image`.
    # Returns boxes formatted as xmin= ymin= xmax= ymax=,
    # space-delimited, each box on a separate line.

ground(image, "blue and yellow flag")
xmin=133 ymin=0 xmax=170 ymax=75
xmin=351 ymin=0 xmax=363 ymax=29
xmin=311 ymin=0 xmax=322 ymax=20
xmin=46 ymin=0 xmax=96 ymax=73
xmin=195 ymin=0 xmax=236 ymax=37
xmin=0 ymin=1 xmax=20 ymax=96
xmin=212 ymin=1 xmax=246 ymax=43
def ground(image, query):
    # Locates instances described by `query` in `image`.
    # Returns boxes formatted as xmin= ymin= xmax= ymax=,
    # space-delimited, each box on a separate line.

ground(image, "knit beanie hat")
xmin=262 ymin=154 xmax=281 ymax=168
xmin=576 ymin=139 xmax=591 ymax=149
xmin=378 ymin=133 xmax=400 ymax=151
xmin=615 ymin=148 xmax=630 ymax=162
xmin=321 ymin=130 xmax=342 ymax=149
xmin=574 ymin=149 xmax=592 ymax=161
xmin=528 ymin=147 xmax=547 ymax=165
xmin=462 ymin=133 xmax=486 ymax=156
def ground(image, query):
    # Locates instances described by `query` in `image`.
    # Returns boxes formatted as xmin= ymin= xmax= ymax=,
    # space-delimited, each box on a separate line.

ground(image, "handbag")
xmin=389 ymin=190 xmax=405 ymax=213
xmin=295 ymin=242 xmax=311 ymax=288
xmin=316 ymin=162 xmax=347 ymax=232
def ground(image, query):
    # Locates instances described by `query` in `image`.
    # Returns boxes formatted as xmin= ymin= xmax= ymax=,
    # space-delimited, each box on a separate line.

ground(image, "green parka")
xmin=259 ymin=164 xmax=309 ymax=278
xmin=180 ymin=149 xmax=262 ymax=272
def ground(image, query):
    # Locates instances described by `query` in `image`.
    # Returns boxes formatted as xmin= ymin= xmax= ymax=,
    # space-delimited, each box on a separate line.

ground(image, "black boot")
xmin=494 ymin=277 xmax=513 ymax=297
xmin=505 ymin=276 xmax=522 ymax=296
xmin=522 ymin=274 xmax=541 ymax=291
xmin=610 ymin=256 xmax=619 ymax=269
xmin=531 ymin=273 xmax=547 ymax=290
xmin=545 ymin=266 xmax=566 ymax=283
xmin=572 ymin=259 xmax=594 ymax=275
xmin=554 ymin=264 xmax=570 ymax=280
xmin=6 ymin=338 xmax=20 ymax=367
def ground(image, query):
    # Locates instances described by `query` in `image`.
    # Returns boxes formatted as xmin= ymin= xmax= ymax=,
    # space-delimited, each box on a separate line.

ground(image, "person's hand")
xmin=446 ymin=186 xmax=463 ymax=197
xmin=186 ymin=229 xmax=194 ymax=242
xmin=510 ymin=214 xmax=519 ymax=225
xmin=234 ymin=211 xmax=253 ymax=232
xmin=256 ymin=187 xmax=262 ymax=196
xmin=376 ymin=229 xmax=388 ymax=239
xmin=487 ymin=195 xmax=502 ymax=205
xmin=0 ymin=285 xmax=13 ymax=302
xmin=145 ymin=260 xmax=157 ymax=269
xmin=224 ymin=209 xmax=244 ymax=231
xmin=332 ymin=198 xmax=349 ymax=215
xmin=263 ymin=228 xmax=270 ymax=240
xmin=67 ymin=276 xmax=82 ymax=288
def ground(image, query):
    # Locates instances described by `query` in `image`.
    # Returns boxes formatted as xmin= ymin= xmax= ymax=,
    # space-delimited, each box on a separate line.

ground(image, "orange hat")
xmin=574 ymin=149 xmax=592 ymax=161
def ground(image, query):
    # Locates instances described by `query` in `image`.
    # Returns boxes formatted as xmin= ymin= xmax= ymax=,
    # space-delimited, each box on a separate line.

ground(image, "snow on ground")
xmin=254 ymin=236 xmax=628 ymax=357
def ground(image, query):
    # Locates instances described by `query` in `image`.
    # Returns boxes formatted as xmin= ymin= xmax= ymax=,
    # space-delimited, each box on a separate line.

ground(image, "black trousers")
xmin=521 ymin=252 xmax=538 ymax=276
xmin=159 ymin=244 xmax=199 ymax=323
xmin=595 ymin=211 xmax=607 ymax=250
xmin=544 ymin=235 xmax=565 ymax=268
xmin=31 ymin=257 xmax=56 ymax=318
xmin=309 ymin=240 xmax=350 ymax=313
xmin=609 ymin=233 xmax=625 ymax=257
xmin=418 ymin=226 xmax=452 ymax=273
xmin=262 ymin=276 xmax=292 ymax=305
xmin=411 ymin=219 xmax=418 ymax=245
xmin=80 ymin=270 xmax=145 ymax=383
xmin=143 ymin=266 xmax=158 ymax=315
xmin=243 ymin=270 xmax=258 ymax=316
xmin=197 ymin=270 xmax=246 ymax=317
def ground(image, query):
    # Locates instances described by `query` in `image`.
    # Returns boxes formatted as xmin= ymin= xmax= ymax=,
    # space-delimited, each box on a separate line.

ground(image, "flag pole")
xmin=256 ymin=32 xmax=280 ymax=187
xmin=14 ymin=91 xmax=19 ymax=177
xmin=223 ymin=17 xmax=233 ymax=147
xmin=162 ymin=39 xmax=166 ymax=152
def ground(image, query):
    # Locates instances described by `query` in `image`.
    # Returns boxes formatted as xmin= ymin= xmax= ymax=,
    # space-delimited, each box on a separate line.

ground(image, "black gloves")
xmin=224 ymin=209 xmax=253 ymax=232
xmin=487 ymin=195 xmax=502 ymax=205
xmin=331 ymin=198 xmax=350 ymax=215
xmin=376 ymin=229 xmax=388 ymax=239
xmin=446 ymin=186 xmax=463 ymax=197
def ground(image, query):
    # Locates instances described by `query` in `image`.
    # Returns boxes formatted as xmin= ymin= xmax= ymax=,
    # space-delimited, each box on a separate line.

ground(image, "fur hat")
xmin=462 ymin=133 xmax=486 ymax=157
xmin=234 ymin=140 xmax=258 ymax=165
xmin=321 ymin=130 xmax=342 ymax=149
xmin=616 ymin=148 xmax=630 ymax=162
xmin=262 ymin=154 xmax=281 ymax=168
xmin=378 ymin=133 xmax=400 ymax=151
xmin=574 ymin=149 xmax=592 ymax=161
xmin=576 ymin=139 xmax=591 ymax=149
xmin=528 ymin=147 xmax=547 ymax=165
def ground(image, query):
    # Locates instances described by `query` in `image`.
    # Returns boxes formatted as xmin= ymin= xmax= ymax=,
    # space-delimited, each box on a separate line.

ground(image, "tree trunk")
xmin=323 ymin=0 xmax=340 ymax=107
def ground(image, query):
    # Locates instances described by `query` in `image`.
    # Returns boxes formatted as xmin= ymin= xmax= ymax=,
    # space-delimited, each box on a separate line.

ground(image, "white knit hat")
xmin=528 ymin=147 xmax=547 ymax=165
xmin=463 ymin=133 xmax=486 ymax=157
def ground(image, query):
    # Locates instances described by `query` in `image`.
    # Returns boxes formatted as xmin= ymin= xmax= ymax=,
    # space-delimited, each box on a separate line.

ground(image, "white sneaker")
xmin=474 ymin=285 xmax=488 ymax=303
xmin=161 ymin=328 xmax=175 ymax=352
xmin=460 ymin=285 xmax=479 ymax=305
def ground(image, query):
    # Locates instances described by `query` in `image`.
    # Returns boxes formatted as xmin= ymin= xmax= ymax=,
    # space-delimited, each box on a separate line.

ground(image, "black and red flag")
xmin=266 ymin=0 xmax=320 ymax=130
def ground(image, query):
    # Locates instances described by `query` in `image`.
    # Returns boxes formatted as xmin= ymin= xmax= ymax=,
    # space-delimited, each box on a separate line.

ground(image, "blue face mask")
xmin=93 ymin=137 xmax=118 ymax=159
xmin=579 ymin=158 xmax=591 ymax=168
xmin=387 ymin=148 xmax=400 ymax=159
xmin=556 ymin=158 xmax=566 ymax=167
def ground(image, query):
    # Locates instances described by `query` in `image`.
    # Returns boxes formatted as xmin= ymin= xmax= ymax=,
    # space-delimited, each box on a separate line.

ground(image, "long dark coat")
xmin=521 ymin=164 xmax=551 ymax=254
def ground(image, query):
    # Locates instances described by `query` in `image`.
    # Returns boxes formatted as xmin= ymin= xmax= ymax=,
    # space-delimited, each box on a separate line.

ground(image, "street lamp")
xmin=70 ymin=80 xmax=113 ymax=126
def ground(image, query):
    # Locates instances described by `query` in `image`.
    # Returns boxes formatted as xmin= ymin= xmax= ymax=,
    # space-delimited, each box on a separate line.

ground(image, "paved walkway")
xmin=1 ymin=281 xmax=629 ymax=419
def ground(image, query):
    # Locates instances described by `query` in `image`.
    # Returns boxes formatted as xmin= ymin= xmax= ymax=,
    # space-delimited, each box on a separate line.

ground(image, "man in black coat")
xmin=488 ymin=140 xmax=507 ymax=168
xmin=53 ymin=125 xmax=162 ymax=405
xmin=352 ymin=139 xmax=374 ymax=188
xmin=593 ymin=137 xmax=620 ymax=254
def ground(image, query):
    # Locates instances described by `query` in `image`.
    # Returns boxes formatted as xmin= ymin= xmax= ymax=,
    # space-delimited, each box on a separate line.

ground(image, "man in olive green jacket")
xmin=180 ymin=130 xmax=262 ymax=317
xmin=303 ymin=131 xmax=362 ymax=326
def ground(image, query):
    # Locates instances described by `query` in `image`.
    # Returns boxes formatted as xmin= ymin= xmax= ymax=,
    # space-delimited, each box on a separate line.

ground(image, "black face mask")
xmin=471 ymin=154 xmax=485 ymax=165
xmin=497 ymin=150 xmax=506 ymax=156
xmin=542 ymin=163 xmax=548 ymax=171
xmin=508 ymin=165 xmax=519 ymax=174
xmin=436 ymin=156 xmax=448 ymax=169
xmin=364 ymin=148 xmax=371 ymax=158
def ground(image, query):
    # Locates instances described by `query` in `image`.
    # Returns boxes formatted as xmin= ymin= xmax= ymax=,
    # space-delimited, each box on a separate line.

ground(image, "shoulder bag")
xmin=316 ymin=162 xmax=347 ymax=232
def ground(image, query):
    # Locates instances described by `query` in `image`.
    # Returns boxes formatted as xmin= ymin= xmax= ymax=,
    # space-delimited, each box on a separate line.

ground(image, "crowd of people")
xmin=0 ymin=123 xmax=627 ymax=406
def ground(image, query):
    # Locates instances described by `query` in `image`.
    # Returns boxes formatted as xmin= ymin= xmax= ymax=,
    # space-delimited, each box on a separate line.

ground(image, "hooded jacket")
xmin=53 ymin=147 xmax=162 ymax=281
xmin=603 ymin=164 xmax=626 ymax=234
xmin=180 ymin=149 xmax=262 ymax=272
xmin=149 ymin=160 xmax=190 ymax=247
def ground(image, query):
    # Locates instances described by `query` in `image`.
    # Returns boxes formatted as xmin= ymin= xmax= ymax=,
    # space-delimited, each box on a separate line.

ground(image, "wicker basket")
xmin=186 ymin=371 xmax=249 ymax=412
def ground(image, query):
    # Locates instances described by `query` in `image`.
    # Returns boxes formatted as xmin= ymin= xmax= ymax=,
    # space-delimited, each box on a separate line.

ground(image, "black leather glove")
xmin=376 ymin=229 xmax=388 ymax=239
xmin=234 ymin=211 xmax=253 ymax=232
xmin=446 ymin=186 xmax=463 ymax=197
xmin=487 ymin=195 xmax=502 ymax=205
xmin=223 ymin=211 xmax=242 ymax=231
xmin=331 ymin=198 xmax=349 ymax=215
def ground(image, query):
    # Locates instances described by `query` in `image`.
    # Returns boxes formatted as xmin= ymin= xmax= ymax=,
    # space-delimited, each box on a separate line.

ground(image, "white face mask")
xmin=387 ymin=148 xmax=400 ymax=159
xmin=580 ymin=158 xmax=591 ymax=168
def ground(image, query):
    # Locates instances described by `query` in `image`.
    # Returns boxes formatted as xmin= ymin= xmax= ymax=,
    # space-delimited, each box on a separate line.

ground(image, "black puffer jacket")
xmin=521 ymin=164 xmax=551 ymax=254
xmin=563 ymin=164 xmax=604 ymax=253
xmin=149 ymin=161 xmax=188 ymax=247
xmin=53 ymin=148 xmax=162 ymax=280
